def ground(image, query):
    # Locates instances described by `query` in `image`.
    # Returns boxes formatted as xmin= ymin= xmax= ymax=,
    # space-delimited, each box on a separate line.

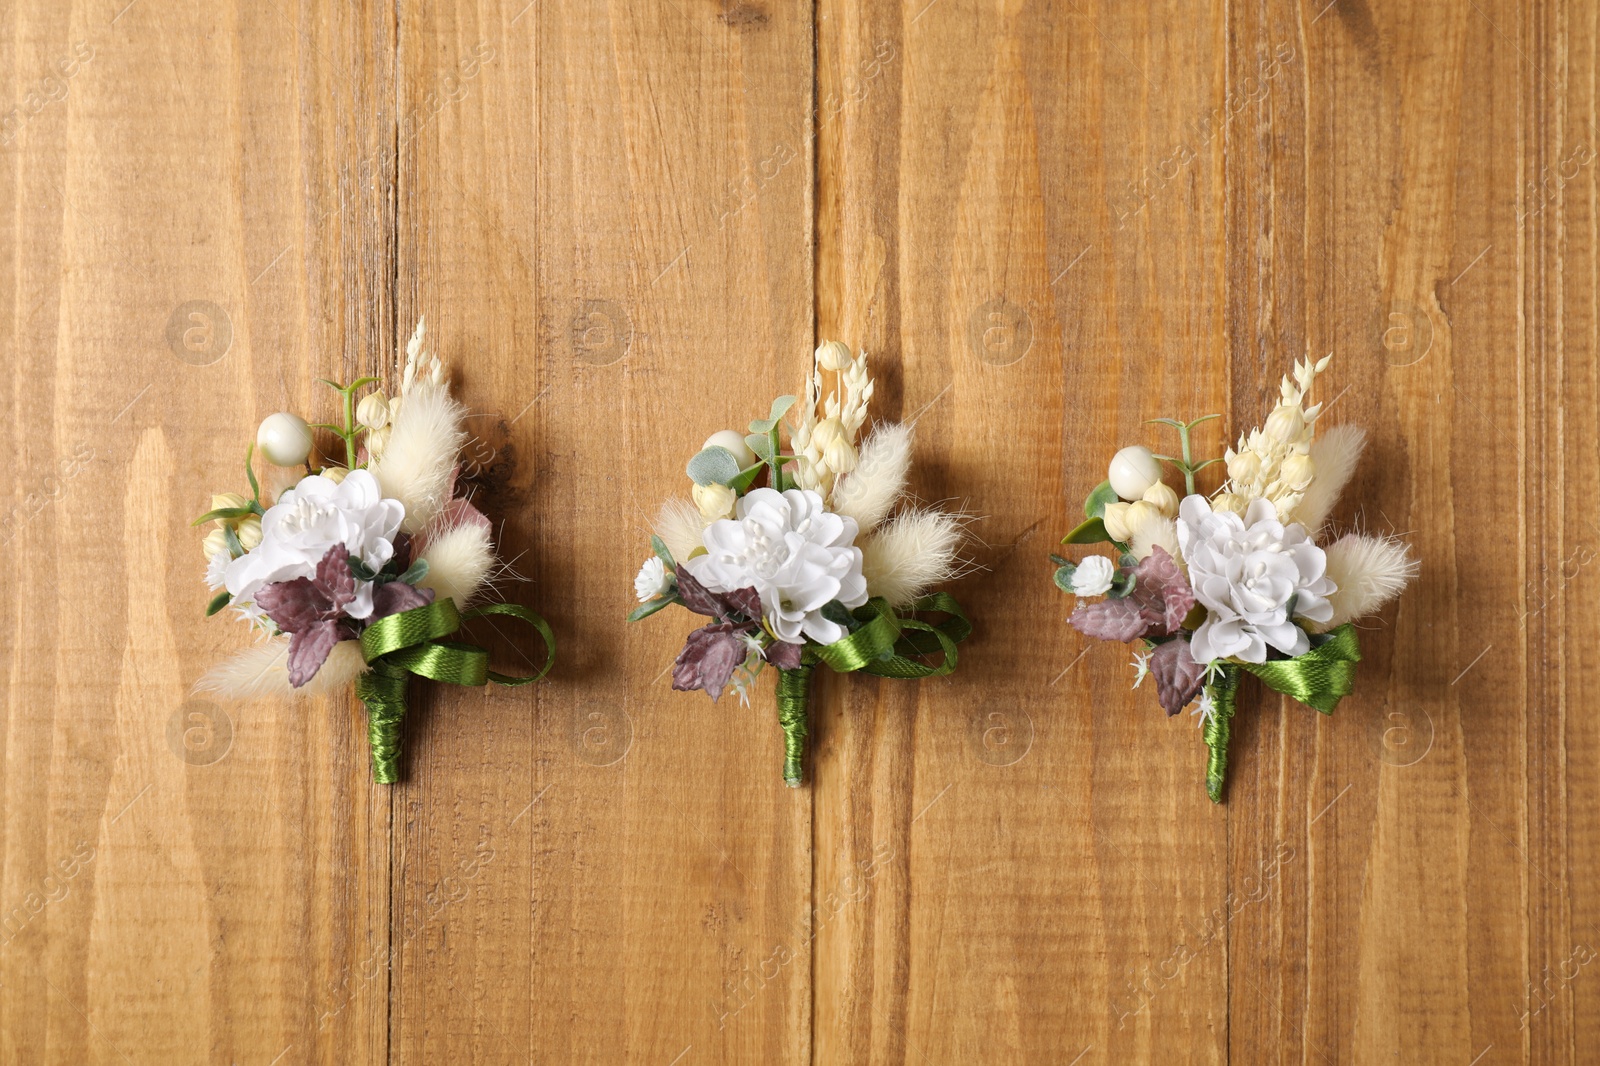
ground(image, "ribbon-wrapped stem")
xmin=776 ymin=664 xmax=813 ymax=788
xmin=1203 ymin=663 xmax=1240 ymax=804
xmin=355 ymin=659 xmax=410 ymax=784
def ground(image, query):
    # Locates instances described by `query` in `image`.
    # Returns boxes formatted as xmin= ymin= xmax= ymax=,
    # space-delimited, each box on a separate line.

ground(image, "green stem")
xmin=355 ymin=659 xmax=409 ymax=783
xmin=1203 ymin=664 xmax=1240 ymax=803
xmin=1178 ymin=423 xmax=1196 ymax=495
xmin=769 ymin=423 xmax=786 ymax=491
xmin=775 ymin=664 xmax=813 ymax=787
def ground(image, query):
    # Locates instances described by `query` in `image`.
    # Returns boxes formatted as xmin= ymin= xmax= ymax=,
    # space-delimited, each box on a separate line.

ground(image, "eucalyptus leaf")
xmin=1061 ymin=517 xmax=1112 ymax=544
xmin=746 ymin=433 xmax=774 ymax=460
xmin=651 ymin=535 xmax=676 ymax=568
xmin=627 ymin=595 xmax=680 ymax=623
xmin=206 ymin=590 xmax=232 ymax=617
xmin=748 ymin=395 xmax=798 ymax=434
xmin=687 ymin=445 xmax=743 ymax=487
xmin=396 ymin=559 xmax=430 ymax=586
xmin=348 ymin=556 xmax=378 ymax=583
xmin=729 ymin=462 xmax=765 ymax=495
xmin=1083 ymin=480 xmax=1119 ymax=519
xmin=821 ymin=599 xmax=862 ymax=634
xmin=222 ymin=523 xmax=244 ymax=558
xmin=1048 ymin=553 xmax=1072 ymax=567
xmin=1052 ymin=563 xmax=1078 ymax=593
xmin=1107 ymin=571 xmax=1138 ymax=599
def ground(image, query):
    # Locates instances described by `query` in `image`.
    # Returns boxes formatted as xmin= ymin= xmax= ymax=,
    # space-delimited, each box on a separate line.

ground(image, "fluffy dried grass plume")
xmin=655 ymin=497 xmax=708 ymax=564
xmin=195 ymin=639 xmax=368 ymax=700
xmin=419 ymin=523 xmax=495 ymax=611
xmin=1296 ymin=424 xmax=1368 ymax=534
xmin=830 ymin=422 xmax=912 ymax=534
xmin=861 ymin=509 xmax=963 ymax=607
xmin=1315 ymin=533 xmax=1418 ymax=631
xmin=370 ymin=380 xmax=466 ymax=534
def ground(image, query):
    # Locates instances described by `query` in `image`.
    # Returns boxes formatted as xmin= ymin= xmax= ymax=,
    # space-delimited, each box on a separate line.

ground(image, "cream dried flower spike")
xmin=630 ymin=341 xmax=972 ymax=787
xmin=1051 ymin=355 xmax=1416 ymax=802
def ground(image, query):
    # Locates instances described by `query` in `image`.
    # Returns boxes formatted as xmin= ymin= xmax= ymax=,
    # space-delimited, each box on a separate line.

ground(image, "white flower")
xmin=1193 ymin=689 xmax=1216 ymax=726
xmin=634 ymin=557 xmax=671 ymax=602
xmin=224 ymin=469 xmax=404 ymax=623
xmin=1177 ymin=494 xmax=1336 ymax=664
xmin=205 ymin=546 xmax=231 ymax=591
xmin=686 ymin=487 xmax=867 ymax=645
xmin=1130 ymin=649 xmax=1151 ymax=689
xmin=1070 ymin=555 xmax=1117 ymax=596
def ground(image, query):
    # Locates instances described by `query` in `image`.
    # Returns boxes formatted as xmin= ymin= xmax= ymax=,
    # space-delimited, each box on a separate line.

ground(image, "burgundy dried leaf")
xmin=1150 ymin=638 xmax=1207 ymax=716
xmin=286 ymin=619 xmax=342 ymax=688
xmin=389 ymin=532 xmax=415 ymax=573
xmin=1070 ymin=597 xmax=1150 ymax=642
xmin=764 ymin=640 xmax=804 ymax=671
xmin=672 ymin=623 xmax=749 ymax=702
xmin=674 ymin=566 xmax=727 ymax=618
xmin=371 ymin=580 xmax=435 ymax=620
xmin=315 ymin=544 xmax=356 ymax=614
xmin=721 ymin=586 xmax=763 ymax=624
xmin=1128 ymin=546 xmax=1195 ymax=636
xmin=254 ymin=577 xmax=325 ymax=634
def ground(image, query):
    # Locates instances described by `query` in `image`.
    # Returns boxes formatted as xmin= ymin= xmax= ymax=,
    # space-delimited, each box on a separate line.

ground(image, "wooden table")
xmin=2 ymin=1 xmax=1591 ymax=1062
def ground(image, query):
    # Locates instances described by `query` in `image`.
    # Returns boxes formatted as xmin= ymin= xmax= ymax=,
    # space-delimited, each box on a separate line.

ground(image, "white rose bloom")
xmin=686 ymin=487 xmax=867 ymax=645
xmin=1070 ymin=555 xmax=1117 ymax=597
xmin=224 ymin=469 xmax=405 ymax=623
xmin=634 ymin=556 xmax=671 ymax=602
xmin=1176 ymin=494 xmax=1335 ymax=664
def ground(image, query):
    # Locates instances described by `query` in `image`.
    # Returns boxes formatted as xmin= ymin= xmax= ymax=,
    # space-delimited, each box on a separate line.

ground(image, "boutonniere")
xmin=630 ymin=341 xmax=971 ymax=787
xmin=1053 ymin=356 xmax=1416 ymax=801
xmin=194 ymin=320 xmax=554 ymax=782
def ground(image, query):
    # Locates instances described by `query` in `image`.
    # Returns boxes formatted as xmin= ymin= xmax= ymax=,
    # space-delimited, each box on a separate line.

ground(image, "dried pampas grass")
xmin=861 ymin=509 xmax=963 ymax=607
xmin=369 ymin=381 xmax=466 ymax=534
xmin=831 ymin=422 xmax=912 ymax=534
xmin=195 ymin=638 xmax=368 ymax=700
xmin=654 ymin=497 xmax=707 ymax=564
xmin=1295 ymin=425 xmax=1367 ymax=534
xmin=419 ymin=523 xmax=495 ymax=611
xmin=1315 ymin=533 xmax=1418 ymax=630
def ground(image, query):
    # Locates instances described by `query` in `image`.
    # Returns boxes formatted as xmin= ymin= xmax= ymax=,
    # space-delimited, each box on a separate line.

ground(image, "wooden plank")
xmin=0 ymin=1 xmax=396 ymax=1063
xmin=388 ymin=0 xmax=813 ymax=1061
xmin=812 ymin=1 xmax=1231 ymax=1061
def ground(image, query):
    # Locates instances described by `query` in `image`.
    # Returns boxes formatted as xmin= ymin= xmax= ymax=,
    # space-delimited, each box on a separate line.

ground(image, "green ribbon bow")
xmin=354 ymin=598 xmax=555 ymax=783
xmin=774 ymin=593 xmax=970 ymax=787
xmin=1201 ymin=624 xmax=1361 ymax=803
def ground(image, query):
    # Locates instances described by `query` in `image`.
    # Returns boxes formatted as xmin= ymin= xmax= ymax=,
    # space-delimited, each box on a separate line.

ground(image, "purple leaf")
xmin=286 ymin=620 xmax=342 ymax=688
xmin=371 ymin=581 xmax=435 ymax=619
xmin=1128 ymin=546 xmax=1195 ymax=636
xmin=255 ymin=577 xmax=325 ymax=634
xmin=722 ymin=586 xmax=763 ymax=624
xmin=1150 ymin=638 xmax=1207 ymax=716
xmin=315 ymin=544 xmax=356 ymax=614
xmin=671 ymin=623 xmax=749 ymax=701
xmin=674 ymin=566 xmax=728 ymax=618
xmin=1070 ymin=597 xmax=1150 ymax=642
xmin=764 ymin=640 xmax=803 ymax=671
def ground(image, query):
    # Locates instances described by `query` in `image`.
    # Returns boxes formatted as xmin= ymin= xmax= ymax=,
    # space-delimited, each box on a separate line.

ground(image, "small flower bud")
xmin=1101 ymin=501 xmax=1133 ymax=541
xmin=1263 ymin=404 xmax=1305 ymax=444
xmin=1210 ymin=492 xmax=1246 ymax=515
xmin=1123 ymin=500 xmax=1162 ymax=541
xmin=211 ymin=492 xmax=250 ymax=515
xmin=1141 ymin=481 xmax=1179 ymax=517
xmin=320 ymin=466 xmax=350 ymax=484
xmin=1279 ymin=452 xmax=1315 ymax=490
xmin=256 ymin=412 xmax=314 ymax=467
xmin=693 ymin=482 xmax=737 ymax=520
xmin=202 ymin=527 xmax=231 ymax=560
xmin=1108 ymin=446 xmax=1162 ymax=501
xmin=816 ymin=340 xmax=854 ymax=372
xmin=365 ymin=425 xmax=391 ymax=459
xmin=356 ymin=392 xmax=390 ymax=431
xmin=1226 ymin=450 xmax=1261 ymax=484
xmin=810 ymin=417 xmax=846 ymax=450
xmin=823 ymin=436 xmax=858 ymax=475
xmin=235 ymin=514 xmax=263 ymax=551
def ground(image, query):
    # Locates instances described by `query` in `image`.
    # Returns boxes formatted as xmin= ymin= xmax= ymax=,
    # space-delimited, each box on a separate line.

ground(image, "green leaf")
xmin=749 ymin=395 xmax=797 ymax=434
xmin=348 ymin=556 xmax=378 ymax=582
xmin=396 ymin=559 xmax=430 ymax=586
xmin=821 ymin=599 xmax=862 ymax=634
xmin=1048 ymin=553 xmax=1072 ymax=567
xmin=728 ymin=462 xmax=765 ymax=495
xmin=1061 ymin=517 xmax=1112 ymax=544
xmin=1083 ymin=480 xmax=1119 ymax=519
xmin=650 ymin=535 xmax=676 ymax=569
xmin=222 ymin=523 xmax=244 ymax=558
xmin=627 ymin=595 xmax=680 ymax=622
xmin=687 ymin=445 xmax=743 ymax=487
xmin=244 ymin=443 xmax=260 ymax=502
xmin=746 ymin=433 xmax=773 ymax=461
xmin=205 ymin=590 xmax=232 ymax=617
xmin=191 ymin=506 xmax=255 ymax=527
xmin=1145 ymin=417 xmax=1187 ymax=429
xmin=1107 ymin=571 xmax=1138 ymax=599
xmin=1052 ymin=563 xmax=1078 ymax=593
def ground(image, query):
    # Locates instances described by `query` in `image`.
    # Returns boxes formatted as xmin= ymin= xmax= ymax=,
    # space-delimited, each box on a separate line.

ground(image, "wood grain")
xmin=2 ymin=0 xmax=1596 ymax=1063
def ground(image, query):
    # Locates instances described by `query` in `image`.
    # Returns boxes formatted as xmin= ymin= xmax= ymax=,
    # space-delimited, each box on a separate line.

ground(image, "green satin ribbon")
xmin=774 ymin=593 xmax=971 ymax=786
xmin=1200 ymin=625 xmax=1362 ymax=803
xmin=354 ymin=598 xmax=556 ymax=783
